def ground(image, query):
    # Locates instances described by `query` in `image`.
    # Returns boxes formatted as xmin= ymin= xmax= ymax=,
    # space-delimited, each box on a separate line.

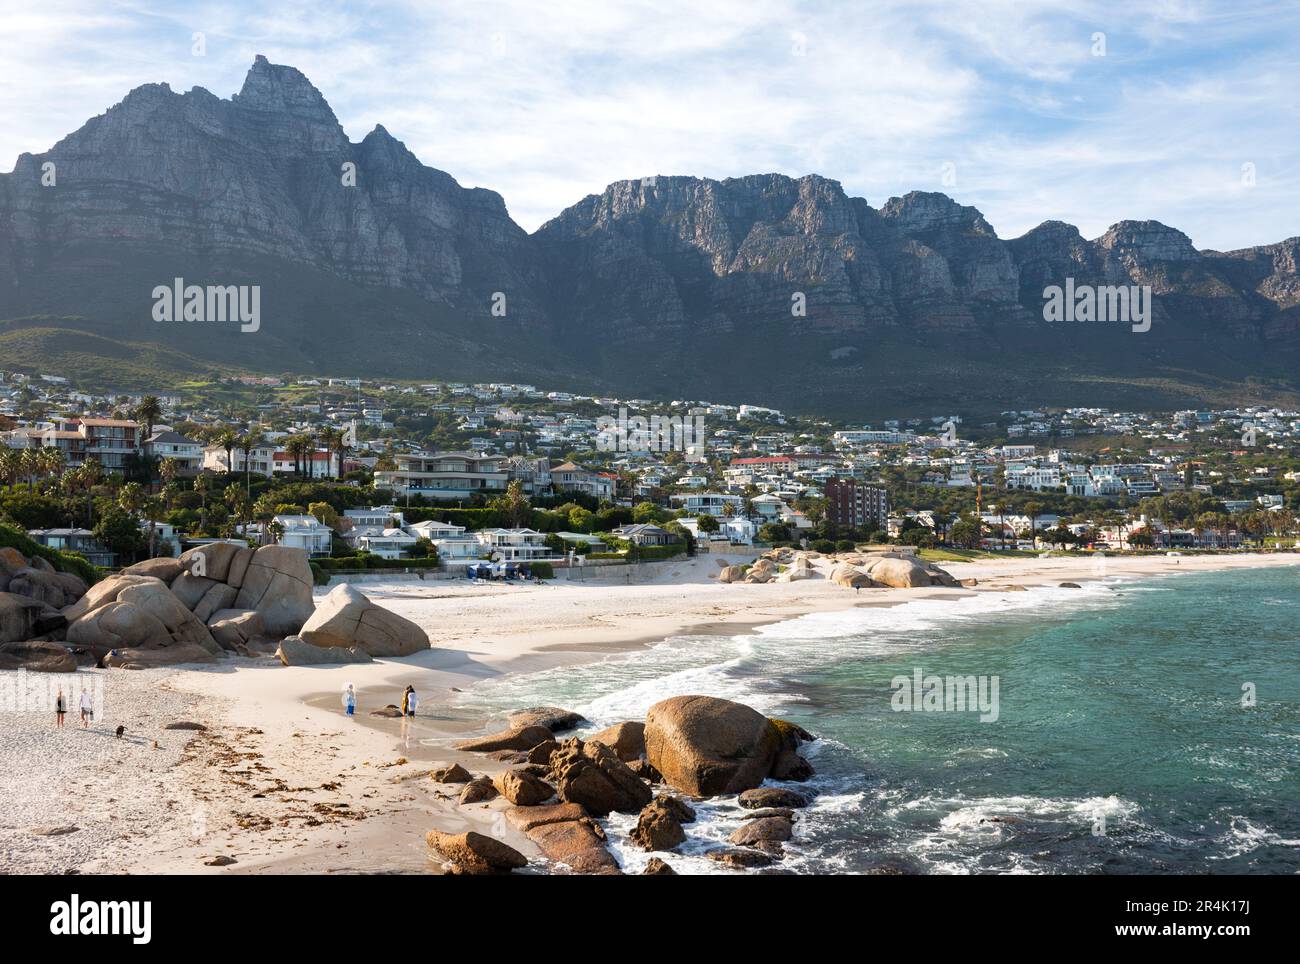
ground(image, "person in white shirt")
xmin=402 ymin=685 xmax=418 ymax=717
xmin=79 ymin=689 xmax=94 ymax=728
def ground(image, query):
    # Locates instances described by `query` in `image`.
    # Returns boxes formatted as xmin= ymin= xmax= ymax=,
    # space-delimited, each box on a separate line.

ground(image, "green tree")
xmin=489 ymin=480 xmax=532 ymax=529
xmin=93 ymin=505 xmax=146 ymax=563
xmin=695 ymin=513 xmax=720 ymax=534
xmin=133 ymin=395 xmax=164 ymax=439
xmin=632 ymin=501 xmax=663 ymax=524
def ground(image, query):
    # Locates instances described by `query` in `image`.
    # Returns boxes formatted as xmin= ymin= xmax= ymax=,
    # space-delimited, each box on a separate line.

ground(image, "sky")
xmin=2 ymin=0 xmax=1297 ymax=248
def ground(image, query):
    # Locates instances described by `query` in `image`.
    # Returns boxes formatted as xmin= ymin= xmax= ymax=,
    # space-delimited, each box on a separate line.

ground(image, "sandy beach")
xmin=3 ymin=549 xmax=1297 ymax=874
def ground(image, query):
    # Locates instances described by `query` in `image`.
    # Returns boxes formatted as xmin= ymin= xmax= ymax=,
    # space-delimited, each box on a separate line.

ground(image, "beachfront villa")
xmin=404 ymin=518 xmax=484 ymax=566
xmin=352 ymin=527 xmax=418 ymax=559
xmin=475 ymin=527 xmax=554 ymax=562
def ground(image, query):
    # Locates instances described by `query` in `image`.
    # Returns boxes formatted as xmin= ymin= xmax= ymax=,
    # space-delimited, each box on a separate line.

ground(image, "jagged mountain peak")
xmin=1096 ymin=220 xmax=1198 ymax=261
xmin=878 ymin=191 xmax=997 ymax=237
xmin=234 ymin=55 xmax=337 ymax=121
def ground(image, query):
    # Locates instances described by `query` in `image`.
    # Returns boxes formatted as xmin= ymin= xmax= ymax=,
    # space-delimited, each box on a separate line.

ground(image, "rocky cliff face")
xmin=1 ymin=57 xmax=1297 ymax=412
xmin=0 ymin=56 xmax=545 ymax=326
xmin=536 ymin=177 xmax=1298 ymax=342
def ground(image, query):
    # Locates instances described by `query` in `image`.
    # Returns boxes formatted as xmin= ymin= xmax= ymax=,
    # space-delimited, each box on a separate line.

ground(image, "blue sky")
xmin=3 ymin=0 xmax=1297 ymax=248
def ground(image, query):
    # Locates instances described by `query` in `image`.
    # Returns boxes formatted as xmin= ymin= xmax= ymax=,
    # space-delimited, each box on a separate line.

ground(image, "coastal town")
xmin=1 ymin=368 xmax=1297 ymax=573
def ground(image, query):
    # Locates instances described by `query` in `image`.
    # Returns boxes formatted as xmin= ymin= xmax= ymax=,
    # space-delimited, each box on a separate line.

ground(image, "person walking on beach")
xmin=401 ymin=685 xmax=418 ymax=718
xmin=55 ymin=688 xmax=66 ymax=728
xmin=342 ymin=683 xmax=356 ymax=717
xmin=79 ymin=689 xmax=93 ymax=728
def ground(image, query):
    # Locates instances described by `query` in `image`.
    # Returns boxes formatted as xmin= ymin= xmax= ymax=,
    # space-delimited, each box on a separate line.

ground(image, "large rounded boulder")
xmin=830 ymin=563 xmax=875 ymax=589
xmin=63 ymin=575 xmax=221 ymax=660
xmin=644 ymin=695 xmax=783 ymax=796
xmin=6 ymin=567 xmax=87 ymax=608
xmin=232 ymin=545 xmax=315 ymax=637
xmin=863 ymin=557 xmax=957 ymax=588
xmin=1 ymin=592 xmax=54 ymax=643
xmin=297 ymin=584 xmax=430 ymax=657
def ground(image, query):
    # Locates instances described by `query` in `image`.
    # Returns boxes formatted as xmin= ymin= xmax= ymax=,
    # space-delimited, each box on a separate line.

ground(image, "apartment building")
xmin=824 ymin=477 xmax=890 ymax=531
xmin=375 ymin=451 xmax=509 ymax=499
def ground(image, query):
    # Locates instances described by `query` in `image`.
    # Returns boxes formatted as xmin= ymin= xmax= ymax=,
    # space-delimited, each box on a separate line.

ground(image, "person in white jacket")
xmin=401 ymin=685 xmax=418 ymax=717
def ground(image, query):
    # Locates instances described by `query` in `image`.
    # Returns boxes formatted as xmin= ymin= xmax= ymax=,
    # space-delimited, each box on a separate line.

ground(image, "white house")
xmin=145 ymin=431 xmax=204 ymax=474
xmin=354 ymin=528 xmax=418 ymax=559
xmin=203 ymin=443 xmax=276 ymax=477
xmin=404 ymin=518 xmax=484 ymax=566
xmin=671 ymin=492 xmax=743 ymax=517
xmin=272 ymin=514 xmax=333 ymax=556
xmin=475 ymin=527 xmax=553 ymax=562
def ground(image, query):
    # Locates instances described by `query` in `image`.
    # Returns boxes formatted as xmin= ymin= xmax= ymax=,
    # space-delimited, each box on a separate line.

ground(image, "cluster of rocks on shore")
xmin=718 ymin=547 xmax=959 ymax=590
xmin=0 ymin=544 xmax=429 ymax=670
xmin=425 ymin=695 xmax=817 ymax=875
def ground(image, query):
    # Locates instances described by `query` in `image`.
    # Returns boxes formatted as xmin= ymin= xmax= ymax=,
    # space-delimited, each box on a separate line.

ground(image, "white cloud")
xmin=0 ymin=0 xmax=1295 ymax=249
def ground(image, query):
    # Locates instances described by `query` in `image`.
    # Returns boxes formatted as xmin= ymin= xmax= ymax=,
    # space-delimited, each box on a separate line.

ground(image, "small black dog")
xmin=115 ymin=725 xmax=125 ymax=739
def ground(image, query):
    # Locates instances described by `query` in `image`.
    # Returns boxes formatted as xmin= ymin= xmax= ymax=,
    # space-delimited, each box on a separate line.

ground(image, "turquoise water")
xmin=450 ymin=567 xmax=1300 ymax=874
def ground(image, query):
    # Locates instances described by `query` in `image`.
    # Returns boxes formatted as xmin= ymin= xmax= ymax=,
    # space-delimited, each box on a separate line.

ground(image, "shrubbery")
xmin=309 ymin=560 xmax=329 ymax=586
xmin=0 ymin=523 xmax=99 ymax=585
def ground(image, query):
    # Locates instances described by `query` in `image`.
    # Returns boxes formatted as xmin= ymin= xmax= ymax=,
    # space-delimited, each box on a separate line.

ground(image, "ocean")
xmin=449 ymin=567 xmax=1300 ymax=874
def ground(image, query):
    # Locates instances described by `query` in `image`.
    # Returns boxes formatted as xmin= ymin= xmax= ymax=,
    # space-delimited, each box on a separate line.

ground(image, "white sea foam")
xmin=452 ymin=581 xmax=1150 ymax=874
xmin=1219 ymin=817 xmax=1300 ymax=857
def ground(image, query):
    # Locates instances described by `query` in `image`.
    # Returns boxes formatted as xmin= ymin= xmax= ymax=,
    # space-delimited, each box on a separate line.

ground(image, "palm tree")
xmin=39 ymin=447 xmax=65 ymax=491
xmin=193 ymin=473 xmax=211 ymax=534
xmin=78 ymin=460 xmax=103 ymax=527
xmin=240 ymin=431 xmax=265 ymax=493
xmin=143 ymin=495 xmax=167 ymax=557
xmin=20 ymin=448 xmax=39 ymax=491
xmin=317 ymin=427 xmax=344 ymax=480
xmin=159 ymin=456 xmax=180 ymax=491
xmin=133 ymin=395 xmax=164 ymax=440
xmin=161 ymin=481 xmax=180 ymax=512
xmin=224 ymin=486 xmax=250 ymax=534
xmin=117 ymin=481 xmax=147 ymax=560
xmin=286 ymin=434 xmax=311 ymax=479
xmin=0 ymin=447 xmax=20 ymax=490
xmin=1024 ymin=501 xmax=1044 ymax=550
xmin=215 ymin=429 xmax=239 ymax=475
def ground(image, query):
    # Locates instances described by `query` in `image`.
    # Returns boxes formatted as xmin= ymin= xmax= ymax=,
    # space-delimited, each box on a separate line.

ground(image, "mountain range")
xmin=2 ymin=55 xmax=1298 ymax=417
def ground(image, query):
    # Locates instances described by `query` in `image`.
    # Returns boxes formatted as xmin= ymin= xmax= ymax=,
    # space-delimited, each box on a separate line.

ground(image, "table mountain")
xmin=2 ymin=57 xmax=1297 ymax=415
